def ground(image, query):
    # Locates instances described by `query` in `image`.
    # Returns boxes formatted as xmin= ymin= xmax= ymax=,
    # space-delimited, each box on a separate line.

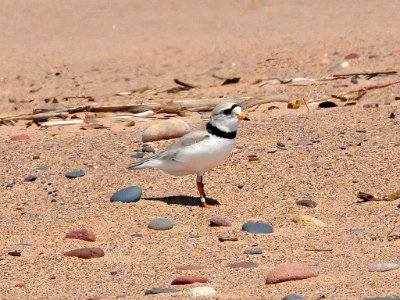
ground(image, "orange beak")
xmin=238 ymin=113 xmax=249 ymax=121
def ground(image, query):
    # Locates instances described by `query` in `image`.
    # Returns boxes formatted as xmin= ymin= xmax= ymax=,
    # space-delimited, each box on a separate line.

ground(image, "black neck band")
xmin=206 ymin=122 xmax=236 ymax=139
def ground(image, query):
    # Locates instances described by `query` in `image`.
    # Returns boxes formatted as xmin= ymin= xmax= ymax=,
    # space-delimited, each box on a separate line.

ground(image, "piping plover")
xmin=128 ymin=102 xmax=249 ymax=207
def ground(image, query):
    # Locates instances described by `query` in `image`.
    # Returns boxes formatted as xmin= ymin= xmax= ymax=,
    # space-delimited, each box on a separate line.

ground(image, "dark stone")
xmin=388 ymin=112 xmax=396 ymax=119
xmin=8 ymin=251 xmax=21 ymax=257
xmin=110 ymin=271 xmax=118 ymax=276
xmin=24 ymin=175 xmax=37 ymax=182
xmin=244 ymin=248 xmax=263 ymax=255
xmin=131 ymin=233 xmax=143 ymax=238
xmin=65 ymin=170 xmax=85 ymax=178
xmin=110 ymin=186 xmax=142 ymax=203
xmin=142 ymin=145 xmax=156 ymax=153
xmin=145 ymin=288 xmax=179 ymax=295
xmin=277 ymin=141 xmax=286 ymax=149
xmin=242 ymin=221 xmax=273 ymax=234
xmin=282 ymin=294 xmax=305 ymax=300
xmin=132 ymin=152 xmax=145 ymax=159
xmin=356 ymin=129 xmax=367 ymax=133
xmin=296 ymin=199 xmax=317 ymax=208
xmin=218 ymin=236 xmax=238 ymax=242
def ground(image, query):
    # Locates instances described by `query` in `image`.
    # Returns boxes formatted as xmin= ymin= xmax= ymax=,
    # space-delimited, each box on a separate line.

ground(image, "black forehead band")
xmin=222 ymin=104 xmax=239 ymax=114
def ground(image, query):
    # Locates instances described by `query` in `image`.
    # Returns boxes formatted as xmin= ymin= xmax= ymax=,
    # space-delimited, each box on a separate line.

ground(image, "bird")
xmin=128 ymin=102 xmax=249 ymax=207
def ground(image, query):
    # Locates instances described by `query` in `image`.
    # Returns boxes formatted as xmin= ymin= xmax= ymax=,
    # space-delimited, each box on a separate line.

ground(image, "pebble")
xmin=171 ymin=275 xmax=208 ymax=285
xmin=148 ymin=218 xmax=174 ymax=230
xmin=368 ymin=262 xmax=399 ymax=272
xmin=131 ymin=233 xmax=143 ymax=238
xmin=356 ymin=128 xmax=367 ymax=133
xmin=242 ymin=221 xmax=274 ymax=234
xmin=295 ymin=199 xmax=317 ymax=208
xmin=8 ymin=251 xmax=22 ymax=257
xmin=64 ymin=247 xmax=105 ymax=259
xmin=24 ymin=175 xmax=37 ymax=182
xmin=110 ymin=186 xmax=142 ymax=203
xmin=132 ymin=152 xmax=145 ymax=159
xmin=36 ymin=165 xmax=49 ymax=171
xmin=277 ymin=141 xmax=287 ymax=149
xmin=298 ymin=137 xmax=313 ymax=146
xmin=142 ymin=145 xmax=155 ymax=153
xmin=282 ymin=294 xmax=305 ymax=300
xmin=349 ymin=228 xmax=365 ymax=233
xmin=5 ymin=181 xmax=15 ymax=188
xmin=188 ymin=286 xmax=216 ymax=297
xmin=10 ymin=134 xmax=30 ymax=141
xmin=388 ymin=112 xmax=396 ymax=119
xmin=344 ymin=53 xmax=360 ymax=59
xmin=145 ymin=288 xmax=179 ymax=295
xmin=292 ymin=214 xmax=327 ymax=227
xmin=227 ymin=261 xmax=258 ymax=269
xmin=266 ymin=262 xmax=319 ymax=284
xmin=65 ymin=170 xmax=85 ymax=178
xmin=244 ymin=248 xmax=263 ymax=255
xmin=66 ymin=228 xmax=96 ymax=242
xmin=142 ymin=118 xmax=190 ymax=142
xmin=218 ymin=236 xmax=238 ymax=242
xmin=209 ymin=216 xmax=231 ymax=227
xmin=189 ymin=231 xmax=200 ymax=238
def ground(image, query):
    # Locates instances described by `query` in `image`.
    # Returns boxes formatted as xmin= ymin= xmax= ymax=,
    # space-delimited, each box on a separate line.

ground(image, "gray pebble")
xmin=145 ymin=288 xmax=179 ymax=295
xmin=110 ymin=186 xmax=142 ymax=203
xmin=189 ymin=231 xmax=200 ymax=238
xmin=242 ymin=221 xmax=273 ymax=234
xmin=282 ymin=294 xmax=305 ymax=300
xmin=24 ymin=175 xmax=37 ymax=182
xmin=296 ymin=199 xmax=317 ymax=208
xmin=277 ymin=141 xmax=287 ymax=149
xmin=65 ymin=170 xmax=85 ymax=178
xmin=368 ymin=262 xmax=399 ymax=272
xmin=5 ymin=181 xmax=14 ymax=188
xmin=148 ymin=218 xmax=174 ymax=230
xmin=243 ymin=248 xmax=263 ymax=255
xmin=131 ymin=233 xmax=143 ymax=238
xmin=142 ymin=145 xmax=155 ymax=153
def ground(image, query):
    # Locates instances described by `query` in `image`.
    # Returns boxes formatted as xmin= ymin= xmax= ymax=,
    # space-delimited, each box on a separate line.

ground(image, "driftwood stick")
xmin=357 ymin=190 xmax=400 ymax=202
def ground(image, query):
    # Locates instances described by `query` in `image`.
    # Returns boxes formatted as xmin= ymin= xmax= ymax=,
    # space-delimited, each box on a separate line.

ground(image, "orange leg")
xmin=196 ymin=175 xmax=210 ymax=208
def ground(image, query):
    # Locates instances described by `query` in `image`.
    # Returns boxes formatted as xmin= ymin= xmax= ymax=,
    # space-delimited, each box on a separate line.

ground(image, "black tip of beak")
xmin=244 ymin=117 xmax=250 ymax=121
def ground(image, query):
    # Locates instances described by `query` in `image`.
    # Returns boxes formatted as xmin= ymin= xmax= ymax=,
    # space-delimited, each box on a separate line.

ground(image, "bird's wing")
xmin=156 ymin=130 xmax=210 ymax=161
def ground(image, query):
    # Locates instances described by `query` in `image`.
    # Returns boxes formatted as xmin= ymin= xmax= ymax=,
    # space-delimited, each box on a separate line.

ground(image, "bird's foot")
xmin=200 ymin=197 xmax=211 ymax=208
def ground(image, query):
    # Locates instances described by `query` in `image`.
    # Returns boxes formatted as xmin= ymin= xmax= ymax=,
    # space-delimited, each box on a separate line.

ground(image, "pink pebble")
xmin=10 ymin=134 xmax=30 ymax=141
xmin=66 ymin=228 xmax=96 ymax=242
xmin=64 ymin=247 xmax=105 ymax=259
xmin=266 ymin=262 xmax=319 ymax=284
xmin=171 ymin=275 xmax=208 ymax=285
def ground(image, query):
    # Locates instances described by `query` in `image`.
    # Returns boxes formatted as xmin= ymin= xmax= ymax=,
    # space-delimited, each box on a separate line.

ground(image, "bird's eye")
xmin=223 ymin=109 xmax=232 ymax=115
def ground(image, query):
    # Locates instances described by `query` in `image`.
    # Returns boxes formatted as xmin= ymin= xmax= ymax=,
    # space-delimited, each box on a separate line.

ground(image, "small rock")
xmin=209 ymin=216 xmax=231 ymax=227
xmin=142 ymin=145 xmax=155 ymax=153
xmin=277 ymin=141 xmax=287 ymax=150
xmin=298 ymin=137 xmax=313 ymax=146
xmin=131 ymin=233 xmax=143 ymax=238
xmin=344 ymin=53 xmax=360 ymax=59
xmin=395 ymin=142 xmax=400 ymax=147
xmin=32 ymin=155 xmax=40 ymax=160
xmin=368 ymin=262 xmax=399 ymax=272
xmin=171 ymin=275 xmax=208 ymax=285
xmin=282 ymin=294 xmax=305 ymax=300
xmin=132 ymin=152 xmax=145 ymax=159
xmin=8 ymin=251 xmax=21 ymax=257
xmin=10 ymin=134 xmax=30 ymax=141
xmin=145 ymin=288 xmax=179 ymax=295
xmin=292 ymin=214 xmax=327 ymax=227
xmin=350 ymin=75 xmax=358 ymax=84
xmin=66 ymin=228 xmax=96 ymax=242
xmin=189 ymin=231 xmax=200 ymax=238
xmin=242 ymin=221 xmax=274 ymax=234
xmin=248 ymin=154 xmax=259 ymax=161
xmin=142 ymin=118 xmax=190 ymax=142
xmin=227 ymin=261 xmax=258 ymax=269
xmin=349 ymin=228 xmax=365 ymax=233
xmin=244 ymin=248 xmax=263 ymax=255
xmin=218 ymin=236 xmax=238 ymax=242
xmin=64 ymin=247 xmax=105 ymax=259
xmin=267 ymin=148 xmax=277 ymax=154
xmin=110 ymin=271 xmax=118 ymax=276
xmin=295 ymin=199 xmax=317 ymax=208
xmin=65 ymin=170 xmax=85 ymax=178
xmin=110 ymin=186 xmax=142 ymax=203
xmin=356 ymin=128 xmax=367 ymax=133
xmin=266 ymin=262 xmax=319 ymax=284
xmin=5 ymin=181 xmax=15 ymax=188
xmin=148 ymin=218 xmax=173 ymax=230
xmin=24 ymin=175 xmax=37 ymax=182
xmin=388 ymin=112 xmax=396 ymax=119
xmin=188 ymin=286 xmax=216 ymax=297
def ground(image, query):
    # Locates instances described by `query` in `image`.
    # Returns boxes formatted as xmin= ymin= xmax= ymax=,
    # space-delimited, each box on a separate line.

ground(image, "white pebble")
xmin=188 ymin=286 xmax=216 ymax=297
xmin=368 ymin=262 xmax=399 ymax=272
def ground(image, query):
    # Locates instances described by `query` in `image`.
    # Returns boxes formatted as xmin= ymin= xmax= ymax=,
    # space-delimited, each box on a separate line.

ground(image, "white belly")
xmin=160 ymin=136 xmax=235 ymax=176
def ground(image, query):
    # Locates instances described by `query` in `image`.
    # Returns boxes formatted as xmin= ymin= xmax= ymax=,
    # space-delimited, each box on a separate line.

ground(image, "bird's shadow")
xmin=143 ymin=195 xmax=220 ymax=206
